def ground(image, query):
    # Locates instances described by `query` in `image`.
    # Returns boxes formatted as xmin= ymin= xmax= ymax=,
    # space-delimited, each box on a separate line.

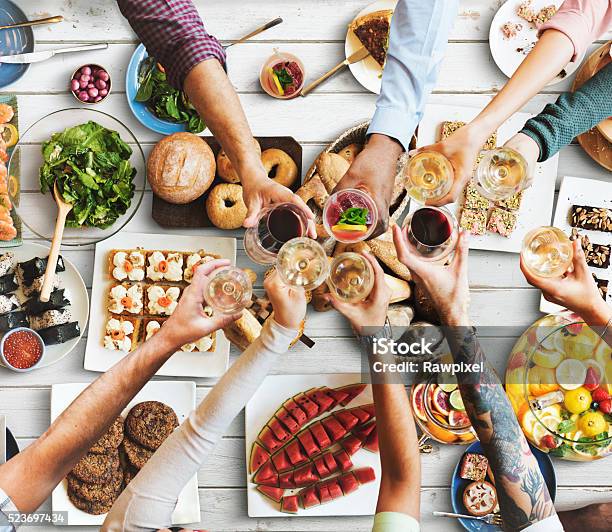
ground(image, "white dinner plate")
xmin=0 ymin=242 xmax=88 ymax=369
xmin=540 ymin=176 xmax=612 ymax=313
xmin=412 ymin=103 xmax=559 ymax=254
xmin=51 ymin=381 xmax=199 ymax=526
xmin=83 ymin=231 xmax=235 ymax=378
xmin=489 ymin=0 xmax=580 ymax=86
xmin=245 ymin=374 xmax=381 ymax=518
xmin=345 ymin=0 xmax=398 ymax=94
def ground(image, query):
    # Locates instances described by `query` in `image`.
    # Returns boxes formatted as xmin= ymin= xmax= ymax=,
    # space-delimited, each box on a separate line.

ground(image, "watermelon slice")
xmin=333 ymin=410 xmax=359 ymax=431
xmin=309 ymin=422 xmax=332 ymax=449
xmin=280 ymin=494 xmax=299 ymax=514
xmin=249 ymin=441 xmax=270 ymax=474
xmin=285 ymin=439 xmax=308 ymax=466
xmin=336 ymin=383 xmax=367 ymax=406
xmin=283 ymin=398 xmax=308 ymax=426
xmin=323 ymin=452 xmax=338 ymax=474
xmin=293 ymin=392 xmax=319 ymax=420
xmin=352 ymin=419 xmax=376 ymax=441
xmin=316 ymin=483 xmax=332 ymax=504
xmin=305 ymin=387 xmax=335 ymax=413
xmin=256 ymin=484 xmax=285 ymax=503
xmin=354 ymin=467 xmax=376 ymax=485
xmin=271 ymin=449 xmax=292 ymax=473
xmin=332 ymin=449 xmax=353 ymax=472
xmin=347 ymin=406 xmax=372 ymax=424
xmin=321 ymin=416 xmax=347 ymax=442
xmin=340 ymin=433 xmax=363 ymax=456
xmin=279 ymin=470 xmax=296 ymax=489
xmin=253 ymin=461 xmax=278 ymax=485
xmin=364 ymin=426 xmax=379 ymax=453
xmin=258 ymin=425 xmax=284 ymax=453
xmin=275 ymin=408 xmax=300 ymax=434
xmin=339 ymin=472 xmax=360 ymax=495
xmin=326 ymin=479 xmax=343 ymax=499
xmin=313 ymin=455 xmax=330 ymax=478
xmin=360 ymin=403 xmax=375 ymax=417
xmin=299 ymin=485 xmax=320 ymax=509
xmin=267 ymin=417 xmax=291 ymax=443
xmin=327 ymin=388 xmax=350 ymax=407
xmin=293 ymin=463 xmax=319 ymax=487
xmin=297 ymin=430 xmax=320 ymax=457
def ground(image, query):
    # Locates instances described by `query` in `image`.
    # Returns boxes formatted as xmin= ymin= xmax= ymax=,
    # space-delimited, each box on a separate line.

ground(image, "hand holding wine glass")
xmin=263 ymin=269 xmax=307 ymax=330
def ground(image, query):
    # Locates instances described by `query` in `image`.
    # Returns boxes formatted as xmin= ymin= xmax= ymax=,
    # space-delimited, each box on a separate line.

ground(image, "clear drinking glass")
xmin=326 ymin=252 xmax=374 ymax=303
xmin=204 ymin=266 xmax=252 ymax=314
xmin=402 ymin=206 xmax=459 ymax=262
xmin=322 ymin=188 xmax=378 ymax=243
xmin=275 ymin=237 xmax=329 ymax=291
xmin=521 ymin=226 xmax=573 ymax=278
xmin=403 ymin=151 xmax=454 ymax=204
xmin=474 ymin=147 xmax=529 ymax=201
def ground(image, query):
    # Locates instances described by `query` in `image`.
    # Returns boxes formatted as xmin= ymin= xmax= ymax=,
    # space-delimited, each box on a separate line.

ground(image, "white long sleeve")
xmin=102 ymin=319 xmax=297 ymax=532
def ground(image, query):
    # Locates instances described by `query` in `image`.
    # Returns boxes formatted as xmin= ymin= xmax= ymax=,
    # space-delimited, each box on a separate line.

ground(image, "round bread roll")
xmin=205 ymin=183 xmax=247 ymax=229
xmin=148 ymin=132 xmax=215 ymax=204
xmin=261 ymin=148 xmax=298 ymax=188
xmin=217 ymin=138 xmax=261 ymax=183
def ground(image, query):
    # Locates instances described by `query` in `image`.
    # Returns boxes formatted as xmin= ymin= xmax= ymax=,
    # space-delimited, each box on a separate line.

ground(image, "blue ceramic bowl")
xmin=0 ymin=327 xmax=46 ymax=372
xmin=0 ymin=0 xmax=34 ymax=88
xmin=450 ymin=440 xmax=557 ymax=531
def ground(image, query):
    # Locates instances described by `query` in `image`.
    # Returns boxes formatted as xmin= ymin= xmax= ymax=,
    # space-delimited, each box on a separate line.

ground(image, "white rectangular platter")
xmin=84 ymin=231 xmax=236 ymax=377
xmin=51 ymin=381 xmax=199 ymax=526
xmin=540 ymin=175 xmax=612 ymax=313
xmin=245 ymin=374 xmax=381 ymax=518
xmin=413 ymin=103 xmax=559 ymax=253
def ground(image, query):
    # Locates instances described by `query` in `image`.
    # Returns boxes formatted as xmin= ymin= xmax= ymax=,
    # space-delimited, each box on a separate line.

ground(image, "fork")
xmin=433 ymin=511 xmax=503 ymax=526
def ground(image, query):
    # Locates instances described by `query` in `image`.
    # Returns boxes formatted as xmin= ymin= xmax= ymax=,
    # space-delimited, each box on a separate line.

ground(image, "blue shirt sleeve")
xmin=367 ymin=0 xmax=458 ymax=151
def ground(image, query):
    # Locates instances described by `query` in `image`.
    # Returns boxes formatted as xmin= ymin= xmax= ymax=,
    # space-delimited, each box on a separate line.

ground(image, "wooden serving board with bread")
xmin=150 ymin=136 xmax=302 ymax=228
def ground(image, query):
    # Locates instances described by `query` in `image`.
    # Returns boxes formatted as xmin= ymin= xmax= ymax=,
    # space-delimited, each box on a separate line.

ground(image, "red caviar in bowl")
xmin=3 ymin=329 xmax=43 ymax=369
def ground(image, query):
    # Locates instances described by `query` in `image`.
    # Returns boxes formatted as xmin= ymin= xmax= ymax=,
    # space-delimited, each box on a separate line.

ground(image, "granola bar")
xmin=440 ymin=121 xmax=497 ymax=151
xmin=570 ymin=205 xmax=612 ymax=232
xmin=495 ymin=191 xmax=523 ymax=212
xmin=487 ymin=207 xmax=517 ymax=237
xmin=460 ymin=208 xmax=487 ymax=236
xmin=464 ymin=182 xmax=490 ymax=211
xmin=570 ymin=229 xmax=611 ymax=268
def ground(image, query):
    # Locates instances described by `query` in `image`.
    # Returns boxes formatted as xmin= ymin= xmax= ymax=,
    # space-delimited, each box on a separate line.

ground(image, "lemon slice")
xmin=533 ymin=348 xmax=564 ymax=369
xmin=533 ymin=417 xmax=559 ymax=445
xmin=331 ymin=223 xmax=367 ymax=232
xmin=267 ymin=68 xmax=284 ymax=96
xmin=520 ymin=409 xmax=538 ymax=440
xmin=555 ymin=359 xmax=587 ymax=390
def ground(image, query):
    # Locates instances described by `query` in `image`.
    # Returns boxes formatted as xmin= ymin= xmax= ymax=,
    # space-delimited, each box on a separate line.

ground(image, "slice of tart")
xmin=103 ymin=316 xmax=140 ymax=353
xmin=145 ymin=285 xmax=181 ymax=316
xmin=349 ymin=9 xmax=393 ymax=67
xmin=108 ymin=283 xmax=144 ymax=315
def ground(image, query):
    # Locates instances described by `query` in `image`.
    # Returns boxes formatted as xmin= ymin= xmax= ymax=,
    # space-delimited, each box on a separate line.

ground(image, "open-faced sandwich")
xmin=108 ymin=283 xmax=144 ymax=315
xmin=146 ymin=251 xmax=184 ymax=283
xmin=145 ymin=285 xmax=181 ymax=316
xmin=109 ymin=249 xmax=146 ymax=282
xmin=104 ymin=316 xmax=139 ymax=353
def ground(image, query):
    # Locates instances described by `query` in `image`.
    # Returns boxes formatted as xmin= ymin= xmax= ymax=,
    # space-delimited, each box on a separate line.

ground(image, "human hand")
xmin=159 ymin=259 xmax=241 ymax=347
xmin=242 ymin=172 xmax=316 ymax=238
xmin=323 ymin=252 xmax=392 ymax=336
xmin=264 ymin=269 xmax=307 ymax=330
xmin=393 ymin=225 xmax=471 ymax=325
xmin=521 ymin=239 xmax=612 ymax=324
xmin=504 ymin=132 xmax=540 ymax=188
xmin=334 ymin=134 xmax=403 ymax=238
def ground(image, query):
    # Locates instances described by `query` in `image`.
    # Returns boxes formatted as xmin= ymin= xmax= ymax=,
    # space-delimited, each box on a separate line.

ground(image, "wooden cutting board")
xmin=151 ymin=136 xmax=302 ymax=228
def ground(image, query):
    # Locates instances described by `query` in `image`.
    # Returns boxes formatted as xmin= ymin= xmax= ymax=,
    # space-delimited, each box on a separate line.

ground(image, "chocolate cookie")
xmin=125 ymin=401 xmax=178 ymax=450
xmin=68 ymin=490 xmax=116 ymax=515
xmin=122 ymin=436 xmax=154 ymax=470
xmin=67 ymin=468 xmax=123 ymax=503
xmin=89 ymin=417 xmax=124 ymax=454
xmin=70 ymin=450 xmax=120 ymax=484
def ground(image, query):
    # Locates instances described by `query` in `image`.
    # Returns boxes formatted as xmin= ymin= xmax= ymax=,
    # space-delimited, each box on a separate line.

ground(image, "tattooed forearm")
xmin=444 ymin=327 xmax=556 ymax=531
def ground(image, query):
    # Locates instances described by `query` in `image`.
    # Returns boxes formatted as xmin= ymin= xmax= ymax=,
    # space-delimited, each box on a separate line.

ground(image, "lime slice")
xmin=438 ymin=373 xmax=458 ymax=393
xmin=555 ymin=359 xmax=587 ymax=390
xmin=449 ymin=389 xmax=465 ymax=411
xmin=439 ymin=383 xmax=457 ymax=393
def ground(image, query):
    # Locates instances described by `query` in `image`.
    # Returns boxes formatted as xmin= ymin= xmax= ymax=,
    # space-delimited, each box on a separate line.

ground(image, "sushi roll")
xmin=17 ymin=256 xmax=65 ymax=286
xmin=28 ymin=309 xmax=72 ymax=331
xmin=23 ymin=289 xmax=70 ymax=315
xmin=0 ymin=310 xmax=29 ymax=332
xmin=37 ymin=321 xmax=80 ymax=345
xmin=0 ymin=273 xmax=18 ymax=295
xmin=0 ymin=253 xmax=15 ymax=276
xmin=21 ymin=274 xmax=60 ymax=297
xmin=0 ymin=294 xmax=19 ymax=314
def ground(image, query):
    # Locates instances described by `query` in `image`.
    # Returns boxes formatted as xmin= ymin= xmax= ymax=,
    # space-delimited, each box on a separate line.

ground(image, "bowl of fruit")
xmin=506 ymin=312 xmax=612 ymax=461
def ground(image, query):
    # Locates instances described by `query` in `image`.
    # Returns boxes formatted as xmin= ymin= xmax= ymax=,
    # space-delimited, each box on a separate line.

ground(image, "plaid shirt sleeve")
xmin=117 ymin=0 xmax=226 ymax=89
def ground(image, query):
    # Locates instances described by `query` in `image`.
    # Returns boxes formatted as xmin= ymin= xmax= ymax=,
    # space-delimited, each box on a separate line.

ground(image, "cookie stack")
xmin=67 ymin=417 xmax=124 ymax=515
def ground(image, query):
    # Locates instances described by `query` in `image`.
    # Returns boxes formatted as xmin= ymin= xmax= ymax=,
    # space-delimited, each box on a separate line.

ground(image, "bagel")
xmin=338 ymin=143 xmax=363 ymax=164
xmin=217 ymin=138 xmax=261 ymax=183
xmin=261 ymin=148 xmax=298 ymax=188
xmin=205 ymin=183 xmax=247 ymax=229
xmin=316 ymin=152 xmax=350 ymax=193
xmin=296 ymin=174 xmax=328 ymax=210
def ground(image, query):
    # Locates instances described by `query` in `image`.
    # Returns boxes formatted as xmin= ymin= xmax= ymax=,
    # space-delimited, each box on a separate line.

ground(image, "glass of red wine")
xmin=244 ymin=203 xmax=309 ymax=264
xmin=402 ymin=206 xmax=458 ymax=262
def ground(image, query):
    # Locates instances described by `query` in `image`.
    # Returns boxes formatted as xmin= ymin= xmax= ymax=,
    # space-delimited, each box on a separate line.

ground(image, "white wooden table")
xmin=2 ymin=1 xmax=611 ymax=530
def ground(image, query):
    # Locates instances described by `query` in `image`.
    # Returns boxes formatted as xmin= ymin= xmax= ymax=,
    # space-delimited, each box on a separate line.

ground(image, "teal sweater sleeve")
xmin=520 ymin=62 xmax=612 ymax=162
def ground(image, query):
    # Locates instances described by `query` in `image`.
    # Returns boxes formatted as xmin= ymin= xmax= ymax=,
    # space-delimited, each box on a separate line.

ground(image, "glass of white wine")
xmin=204 ymin=266 xmax=253 ymax=314
xmin=521 ymin=226 xmax=573 ymax=278
xmin=327 ymin=252 xmax=374 ymax=303
xmin=404 ymin=151 xmax=454 ymax=204
xmin=276 ymin=237 xmax=329 ymax=291
xmin=474 ymin=147 xmax=529 ymax=201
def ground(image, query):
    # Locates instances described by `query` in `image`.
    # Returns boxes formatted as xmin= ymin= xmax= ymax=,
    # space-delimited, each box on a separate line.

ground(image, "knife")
xmin=0 ymin=43 xmax=108 ymax=64
xmin=0 ymin=415 xmax=5 ymax=465
xmin=301 ymin=46 xmax=370 ymax=96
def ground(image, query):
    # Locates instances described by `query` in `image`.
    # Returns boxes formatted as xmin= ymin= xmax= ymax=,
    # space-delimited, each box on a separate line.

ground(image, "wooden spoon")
xmin=40 ymin=182 xmax=73 ymax=302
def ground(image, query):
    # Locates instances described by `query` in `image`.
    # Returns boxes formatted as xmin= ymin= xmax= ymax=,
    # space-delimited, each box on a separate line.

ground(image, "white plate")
xmin=412 ymin=103 xmax=558 ymax=253
xmin=489 ymin=0 xmax=580 ymax=86
xmin=51 ymin=381 xmax=199 ymax=526
xmin=345 ymin=0 xmax=397 ymax=94
xmin=540 ymin=176 xmax=612 ymax=313
xmin=0 ymin=242 xmax=88 ymax=368
xmin=245 ymin=374 xmax=381 ymax=518
xmin=84 ymin=231 xmax=236 ymax=378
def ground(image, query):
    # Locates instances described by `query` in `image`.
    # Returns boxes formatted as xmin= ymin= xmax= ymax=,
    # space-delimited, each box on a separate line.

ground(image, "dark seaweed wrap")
xmin=18 ymin=256 xmax=66 ymax=285
xmin=0 ymin=310 xmax=29 ymax=332
xmin=23 ymin=289 xmax=70 ymax=315
xmin=0 ymin=273 xmax=18 ymax=295
xmin=37 ymin=321 xmax=80 ymax=345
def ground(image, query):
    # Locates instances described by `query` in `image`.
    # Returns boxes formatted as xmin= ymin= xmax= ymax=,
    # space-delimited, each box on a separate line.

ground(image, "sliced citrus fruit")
xmin=556 ymin=359 xmax=587 ymax=390
xmin=411 ymin=383 xmax=427 ymax=422
xmin=0 ymin=124 xmax=18 ymax=148
xmin=449 ymin=389 xmax=465 ymax=411
xmin=532 ymin=348 xmax=564 ymax=369
xmin=528 ymin=366 xmax=559 ymax=397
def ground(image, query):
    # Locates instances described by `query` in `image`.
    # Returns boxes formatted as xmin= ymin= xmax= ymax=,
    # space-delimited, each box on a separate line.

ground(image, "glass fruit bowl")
xmin=505 ymin=312 xmax=612 ymax=461
xmin=8 ymin=108 xmax=145 ymax=246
